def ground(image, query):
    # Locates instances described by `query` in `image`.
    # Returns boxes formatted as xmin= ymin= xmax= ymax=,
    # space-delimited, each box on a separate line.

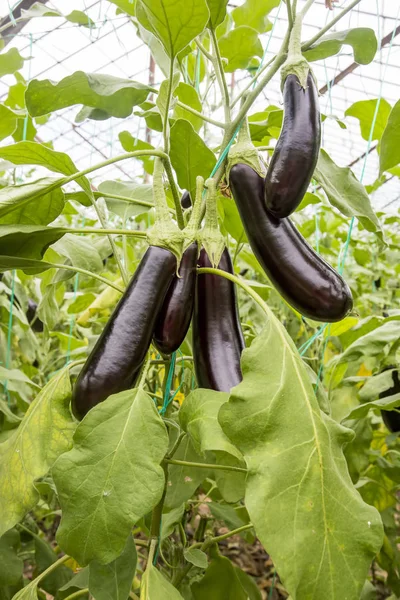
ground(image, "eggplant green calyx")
xmin=183 ymin=175 xmax=205 ymax=252
xmin=201 ymin=177 xmax=225 ymax=269
xmin=226 ymin=116 xmax=264 ymax=180
xmin=281 ymin=15 xmax=311 ymax=90
xmin=147 ymin=155 xmax=184 ymax=264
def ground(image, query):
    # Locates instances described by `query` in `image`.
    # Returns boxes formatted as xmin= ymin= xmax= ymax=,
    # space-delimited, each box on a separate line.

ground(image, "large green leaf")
xmin=219 ymin=315 xmax=383 ymax=599
xmin=313 ymin=149 xmax=384 ymax=244
xmin=136 ymin=0 xmax=209 ymax=58
xmin=304 ymin=28 xmax=377 ymax=65
xmin=106 ymin=0 xmax=136 ymax=16
xmin=380 ymin=99 xmax=400 ymax=174
xmin=26 ymin=72 xmax=151 ymax=119
xmin=345 ymin=99 xmax=392 ymax=142
xmin=0 ymin=368 xmax=75 ymax=537
xmin=0 ymin=178 xmax=65 ymax=226
xmin=141 ymin=564 xmax=184 ymax=599
xmin=89 ymin=535 xmax=137 ymax=600
xmin=0 ymin=141 xmax=91 ymax=197
xmin=338 ymin=321 xmax=400 ymax=364
xmin=206 ymin=0 xmax=229 ymax=28
xmin=0 ymin=105 xmax=18 ymax=141
xmin=0 ymin=225 xmax=68 ymax=259
xmin=219 ymin=26 xmax=263 ymax=72
xmin=53 ymin=389 xmax=168 ymax=565
xmin=170 ymin=119 xmax=216 ymax=202
xmin=0 ymin=48 xmax=25 ymax=77
xmin=0 ymin=530 xmax=23 ymax=586
xmin=179 ymin=389 xmax=246 ymax=503
xmin=173 ymin=82 xmax=202 ymax=132
xmin=53 ymin=234 xmax=104 ymax=276
xmin=232 ymin=0 xmax=279 ymax=34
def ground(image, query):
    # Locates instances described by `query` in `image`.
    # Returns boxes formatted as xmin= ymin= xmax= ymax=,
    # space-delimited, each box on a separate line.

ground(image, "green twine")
xmin=159 ymin=351 xmax=177 ymax=415
xmin=268 ymin=570 xmax=276 ymax=600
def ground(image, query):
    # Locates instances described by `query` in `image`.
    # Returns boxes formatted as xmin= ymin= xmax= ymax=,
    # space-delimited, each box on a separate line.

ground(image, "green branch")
xmin=163 ymin=58 xmax=175 ymax=153
xmin=163 ymin=157 xmax=185 ymax=230
xmin=22 ymin=555 xmax=70 ymax=594
xmin=51 ymin=263 xmax=125 ymax=293
xmin=164 ymin=458 xmax=247 ymax=473
xmin=63 ymin=589 xmax=89 ymax=600
xmin=94 ymin=191 xmax=154 ymax=209
xmin=209 ymin=28 xmax=231 ymax=122
xmin=64 ymin=227 xmax=147 ymax=237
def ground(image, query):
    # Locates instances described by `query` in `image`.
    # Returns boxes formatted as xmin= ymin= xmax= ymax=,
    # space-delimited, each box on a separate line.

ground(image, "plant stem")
xmin=167 ymin=431 xmax=186 ymax=459
xmin=163 ymin=58 xmax=175 ymax=152
xmin=209 ymin=27 xmax=231 ymax=122
xmin=63 ymin=589 xmax=89 ymax=600
xmin=94 ymin=191 xmax=154 ymax=209
xmin=29 ymin=554 xmax=70 ymax=589
xmin=149 ymin=460 xmax=169 ymax=564
xmin=231 ymin=56 xmax=275 ymax=108
xmin=135 ymin=539 xmax=149 ymax=547
xmin=64 ymin=227 xmax=147 ymax=237
xmin=302 ymin=0 xmax=363 ymax=50
xmin=163 ymin=157 xmax=184 ymax=230
xmin=164 ymin=458 xmax=247 ymax=473
xmin=88 ymin=193 xmax=128 ymax=286
xmin=129 ymin=592 xmax=140 ymax=600
xmin=286 ymin=0 xmax=293 ymax=28
xmin=51 ymin=263 xmax=125 ymax=293
xmin=197 ymin=267 xmax=269 ymax=318
xmin=173 ymin=524 xmax=254 ymax=587
xmin=191 ymin=523 xmax=254 ymax=548
xmin=195 ymin=39 xmax=213 ymax=62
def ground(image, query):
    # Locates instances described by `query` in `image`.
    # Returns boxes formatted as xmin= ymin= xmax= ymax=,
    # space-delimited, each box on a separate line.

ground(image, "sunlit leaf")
xmin=206 ymin=0 xmax=229 ymax=29
xmin=26 ymin=72 xmax=151 ymax=119
xmin=0 ymin=105 xmax=18 ymax=141
xmin=345 ymin=99 xmax=391 ymax=142
xmin=314 ymin=149 xmax=384 ymax=244
xmin=53 ymin=389 xmax=168 ymax=565
xmin=380 ymin=99 xmax=400 ymax=174
xmin=219 ymin=26 xmax=263 ymax=72
xmin=219 ymin=316 xmax=383 ymax=599
xmin=0 ymin=178 xmax=65 ymax=226
xmin=232 ymin=0 xmax=279 ymax=34
xmin=170 ymin=119 xmax=216 ymax=202
xmin=0 ymin=368 xmax=75 ymax=537
xmin=0 ymin=48 xmax=25 ymax=78
xmin=136 ymin=0 xmax=209 ymax=58
xmin=304 ymin=28 xmax=377 ymax=65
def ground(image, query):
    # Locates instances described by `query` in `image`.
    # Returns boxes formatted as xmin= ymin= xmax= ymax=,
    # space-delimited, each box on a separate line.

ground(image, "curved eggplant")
xmin=181 ymin=190 xmax=192 ymax=209
xmin=72 ymin=246 xmax=176 ymax=419
xmin=193 ymin=247 xmax=245 ymax=392
xmin=379 ymin=368 xmax=400 ymax=433
xmin=230 ymin=163 xmax=352 ymax=322
xmin=153 ymin=242 xmax=198 ymax=355
xmin=265 ymin=73 xmax=321 ymax=218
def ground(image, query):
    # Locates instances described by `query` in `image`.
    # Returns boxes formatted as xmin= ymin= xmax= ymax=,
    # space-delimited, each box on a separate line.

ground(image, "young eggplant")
xmin=153 ymin=177 xmax=205 ymax=355
xmin=229 ymin=163 xmax=352 ymax=322
xmin=153 ymin=241 xmax=198 ymax=355
xmin=193 ymin=247 xmax=245 ymax=392
xmin=264 ymin=72 xmax=321 ymax=218
xmin=72 ymin=246 xmax=177 ymax=420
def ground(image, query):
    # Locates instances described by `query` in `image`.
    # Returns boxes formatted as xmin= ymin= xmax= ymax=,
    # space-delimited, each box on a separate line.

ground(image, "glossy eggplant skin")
xmin=265 ymin=73 xmax=321 ymax=218
xmin=153 ymin=242 xmax=198 ymax=355
xmin=72 ymin=246 xmax=176 ymax=420
xmin=230 ymin=164 xmax=352 ymax=322
xmin=379 ymin=368 xmax=400 ymax=433
xmin=181 ymin=190 xmax=192 ymax=209
xmin=193 ymin=248 xmax=245 ymax=392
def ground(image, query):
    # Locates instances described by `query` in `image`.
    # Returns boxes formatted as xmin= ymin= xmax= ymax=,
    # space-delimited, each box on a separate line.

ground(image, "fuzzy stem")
xmin=63 ymin=227 xmax=147 ymax=237
xmin=94 ymin=191 xmax=154 ymax=209
xmin=153 ymin=157 xmax=170 ymax=224
xmin=191 ymin=523 xmax=254 ymax=548
xmin=164 ymin=458 xmax=247 ymax=473
xmin=204 ymin=178 xmax=218 ymax=232
xmin=209 ymin=28 xmax=231 ymax=122
xmin=27 ymin=555 xmax=70 ymax=590
xmin=163 ymin=58 xmax=175 ymax=152
xmin=286 ymin=0 xmax=293 ymax=28
xmin=163 ymin=157 xmax=184 ymax=230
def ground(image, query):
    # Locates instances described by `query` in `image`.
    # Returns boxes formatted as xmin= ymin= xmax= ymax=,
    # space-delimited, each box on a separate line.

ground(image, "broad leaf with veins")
xmin=219 ymin=312 xmax=383 ymax=599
